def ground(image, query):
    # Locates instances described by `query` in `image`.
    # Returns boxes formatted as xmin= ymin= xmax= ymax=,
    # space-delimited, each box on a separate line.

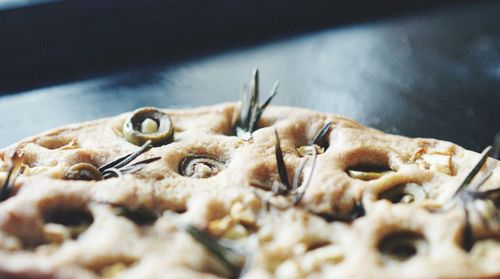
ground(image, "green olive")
xmin=179 ymin=155 xmax=225 ymax=178
xmin=64 ymin=163 xmax=102 ymax=181
xmin=378 ymin=183 xmax=427 ymax=204
xmin=122 ymin=107 xmax=174 ymax=147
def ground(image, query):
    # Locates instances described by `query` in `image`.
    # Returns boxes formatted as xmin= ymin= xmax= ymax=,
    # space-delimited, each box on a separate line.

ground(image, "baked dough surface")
xmin=0 ymin=103 xmax=498 ymax=278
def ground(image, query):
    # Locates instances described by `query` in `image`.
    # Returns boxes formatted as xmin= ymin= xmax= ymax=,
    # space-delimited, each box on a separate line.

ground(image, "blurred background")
xmin=0 ymin=0 xmax=499 ymax=150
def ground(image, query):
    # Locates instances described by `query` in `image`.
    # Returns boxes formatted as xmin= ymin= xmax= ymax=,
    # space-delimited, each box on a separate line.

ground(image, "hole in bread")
xmin=305 ymin=121 xmax=333 ymax=154
xmin=344 ymin=150 xmax=394 ymax=181
xmin=378 ymin=183 xmax=427 ymax=204
xmin=113 ymin=206 xmax=158 ymax=226
xmin=276 ymin=121 xmax=332 ymax=157
xmin=36 ymin=136 xmax=78 ymax=150
xmin=155 ymin=174 xmax=165 ymax=180
xmin=42 ymin=207 xmax=93 ymax=240
xmin=316 ymin=202 xmax=365 ymax=222
xmin=378 ymin=231 xmax=428 ymax=262
xmin=306 ymin=240 xmax=332 ymax=251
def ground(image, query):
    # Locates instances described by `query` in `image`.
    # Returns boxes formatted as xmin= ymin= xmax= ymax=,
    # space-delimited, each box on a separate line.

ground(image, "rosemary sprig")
xmin=183 ymin=224 xmax=243 ymax=277
xmin=0 ymin=164 xmax=14 ymax=202
xmin=293 ymin=145 xmax=317 ymax=205
xmin=462 ymin=205 xmax=475 ymax=251
xmin=449 ymin=145 xmax=500 ymax=251
xmin=99 ymin=140 xmax=153 ymax=171
xmin=311 ymin=121 xmax=333 ymax=145
xmin=273 ymin=130 xmax=291 ymax=194
xmin=271 ymin=130 xmax=318 ymax=205
xmin=99 ymin=140 xmax=161 ymax=179
xmin=0 ymin=157 xmax=24 ymax=202
xmin=65 ymin=140 xmax=160 ymax=181
xmin=452 ymin=146 xmax=492 ymax=198
xmin=236 ymin=69 xmax=279 ymax=139
xmin=297 ymin=122 xmax=332 ymax=157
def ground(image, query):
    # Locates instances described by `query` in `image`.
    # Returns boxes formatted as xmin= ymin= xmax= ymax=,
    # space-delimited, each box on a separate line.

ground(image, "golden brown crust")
xmin=0 ymin=103 xmax=498 ymax=278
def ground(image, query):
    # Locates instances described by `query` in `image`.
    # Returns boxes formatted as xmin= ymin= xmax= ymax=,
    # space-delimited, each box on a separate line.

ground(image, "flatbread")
xmin=0 ymin=103 xmax=498 ymax=279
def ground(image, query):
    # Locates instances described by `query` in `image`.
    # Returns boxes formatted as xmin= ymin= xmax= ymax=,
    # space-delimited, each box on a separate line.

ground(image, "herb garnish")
xmin=0 ymin=157 xmax=24 ymax=202
xmin=312 ymin=121 xmax=333 ymax=146
xmin=449 ymin=145 xmax=499 ymax=251
xmin=64 ymin=140 xmax=161 ymax=180
xmin=184 ymin=224 xmax=244 ymax=277
xmin=0 ymin=164 xmax=14 ymax=202
xmin=271 ymin=130 xmax=318 ymax=205
xmin=272 ymin=130 xmax=291 ymax=195
xmin=293 ymin=143 xmax=318 ymax=205
xmin=236 ymin=69 xmax=279 ymax=140
xmin=297 ymin=121 xmax=332 ymax=156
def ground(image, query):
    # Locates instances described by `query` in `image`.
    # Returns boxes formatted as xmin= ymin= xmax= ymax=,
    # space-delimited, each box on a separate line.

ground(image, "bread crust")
xmin=0 ymin=103 xmax=498 ymax=278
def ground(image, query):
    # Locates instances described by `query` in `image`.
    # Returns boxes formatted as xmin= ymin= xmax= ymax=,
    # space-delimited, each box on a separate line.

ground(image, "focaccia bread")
xmin=0 ymin=73 xmax=499 ymax=279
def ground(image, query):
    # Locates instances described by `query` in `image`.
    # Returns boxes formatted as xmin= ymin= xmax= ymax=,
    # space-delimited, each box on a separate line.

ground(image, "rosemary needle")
xmin=311 ymin=122 xmax=333 ymax=146
xmin=184 ymin=224 xmax=242 ymax=277
xmin=236 ymin=69 xmax=279 ymax=139
xmin=274 ymin=130 xmax=291 ymax=192
xmin=453 ymin=146 xmax=492 ymax=198
xmin=0 ymin=164 xmax=14 ymax=202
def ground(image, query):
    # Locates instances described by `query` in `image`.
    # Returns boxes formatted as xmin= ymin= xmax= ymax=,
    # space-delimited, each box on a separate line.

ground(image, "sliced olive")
xmin=378 ymin=231 xmax=428 ymax=261
xmin=64 ymin=163 xmax=102 ymax=181
xmin=122 ymin=107 xmax=173 ymax=147
xmin=379 ymin=183 xmax=427 ymax=204
xmin=180 ymin=155 xmax=225 ymax=178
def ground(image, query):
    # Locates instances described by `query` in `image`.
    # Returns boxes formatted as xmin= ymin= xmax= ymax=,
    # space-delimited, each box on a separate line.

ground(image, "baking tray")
xmin=1 ymin=1 xmax=499 ymax=151
xmin=0 ymin=0 xmax=474 ymax=93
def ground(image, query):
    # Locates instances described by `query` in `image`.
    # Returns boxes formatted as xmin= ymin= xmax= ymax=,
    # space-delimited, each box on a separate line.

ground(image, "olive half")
xmin=179 ymin=155 xmax=225 ymax=178
xmin=378 ymin=183 xmax=427 ymax=204
xmin=64 ymin=163 xmax=102 ymax=181
xmin=122 ymin=107 xmax=173 ymax=147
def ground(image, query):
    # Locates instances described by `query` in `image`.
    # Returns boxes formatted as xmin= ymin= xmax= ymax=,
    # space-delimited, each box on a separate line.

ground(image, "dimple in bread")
xmin=0 ymin=70 xmax=499 ymax=279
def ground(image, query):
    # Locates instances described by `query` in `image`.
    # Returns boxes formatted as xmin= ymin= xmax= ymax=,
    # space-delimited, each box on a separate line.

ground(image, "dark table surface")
xmin=1 ymin=1 xmax=499 ymax=151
